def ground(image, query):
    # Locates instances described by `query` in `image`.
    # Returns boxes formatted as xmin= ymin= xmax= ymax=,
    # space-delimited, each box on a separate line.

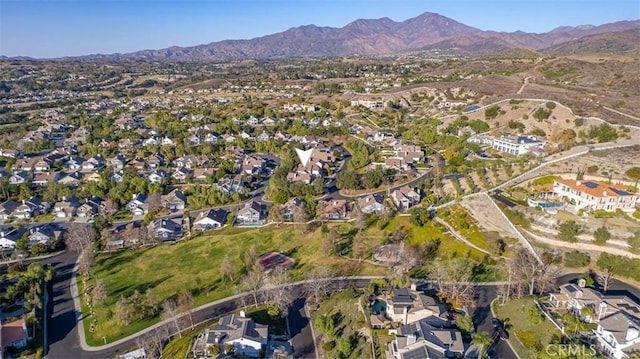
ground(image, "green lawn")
xmin=83 ymin=224 xmax=389 ymax=345
xmin=493 ymin=297 xmax=561 ymax=358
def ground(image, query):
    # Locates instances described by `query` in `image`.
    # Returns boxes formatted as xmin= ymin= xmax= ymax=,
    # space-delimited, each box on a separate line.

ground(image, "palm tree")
xmin=472 ymin=331 xmax=494 ymax=358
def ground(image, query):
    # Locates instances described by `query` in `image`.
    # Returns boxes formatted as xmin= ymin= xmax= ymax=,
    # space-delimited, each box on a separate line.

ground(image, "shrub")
xmin=516 ymin=329 xmax=537 ymax=348
xmin=564 ymin=251 xmax=590 ymax=268
xmin=574 ymin=117 xmax=585 ymax=127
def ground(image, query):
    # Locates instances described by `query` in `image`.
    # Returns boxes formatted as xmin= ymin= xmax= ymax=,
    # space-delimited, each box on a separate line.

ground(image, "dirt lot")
xmin=517 ymin=145 xmax=640 ymax=185
xmin=460 ymin=194 xmax=521 ymax=239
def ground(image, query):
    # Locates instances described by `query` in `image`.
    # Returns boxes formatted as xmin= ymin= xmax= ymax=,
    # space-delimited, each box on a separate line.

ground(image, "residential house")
xmin=109 ymin=154 xmax=128 ymax=170
xmin=282 ymin=198 xmax=304 ymax=222
xmin=193 ymin=208 xmax=228 ymax=231
xmin=149 ymin=217 xmax=184 ymax=241
xmin=147 ymin=154 xmax=165 ymax=169
xmin=0 ymin=200 xmax=20 ymax=221
xmin=129 ymin=157 xmax=147 ymax=172
xmin=111 ymin=169 xmax=125 ymax=183
xmin=172 ymin=167 xmax=191 ymax=183
xmin=53 ymin=197 xmax=80 ymax=218
xmin=9 ymin=171 xmax=30 ymax=185
xmin=236 ymin=200 xmax=265 ymax=226
xmin=77 ymin=197 xmax=103 ymax=218
xmin=82 ymin=154 xmax=105 ymax=172
xmin=193 ymin=168 xmax=214 ymax=182
xmin=147 ymin=170 xmax=168 ymax=184
xmin=387 ymin=288 xmax=448 ymax=325
xmin=217 ymin=175 xmax=245 ymax=195
xmin=391 ymin=186 xmax=421 ymax=212
xmin=222 ymin=134 xmax=236 ymax=143
xmin=286 ymin=171 xmax=313 ymax=184
xmin=28 ymin=225 xmax=61 ymax=245
xmin=83 ymin=172 xmax=102 ymax=183
xmin=256 ymin=131 xmax=273 ymax=142
xmin=0 ymin=229 xmax=22 ymax=249
xmin=58 ymin=172 xmax=83 ymax=187
xmin=161 ymin=189 xmax=187 ymax=212
xmin=241 ymin=155 xmax=265 ymax=176
xmin=0 ymin=318 xmax=29 ymax=352
xmin=161 ymin=136 xmax=175 ymax=147
xmin=357 ymin=194 xmax=386 ymax=214
xmin=548 ymin=283 xmax=640 ymax=359
xmin=32 ymin=172 xmax=62 ymax=187
xmin=174 ymin=155 xmax=200 ymax=169
xmin=204 ymin=314 xmax=268 ymax=358
xmin=318 ymin=199 xmax=348 ymax=220
xmin=491 ymin=135 xmax=546 ymax=156
xmin=188 ymin=134 xmax=201 ymax=146
xmin=552 ymin=179 xmax=639 ymax=213
xmin=203 ymin=133 xmax=219 ymax=143
xmin=64 ymin=156 xmax=84 ymax=171
xmin=127 ymin=194 xmax=148 ymax=216
xmin=389 ymin=317 xmax=466 ymax=359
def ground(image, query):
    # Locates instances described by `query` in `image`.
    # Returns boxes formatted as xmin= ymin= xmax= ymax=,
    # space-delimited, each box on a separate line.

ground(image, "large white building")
xmin=204 ymin=314 xmax=268 ymax=358
xmin=552 ymin=179 xmax=639 ymax=213
xmin=491 ymin=135 xmax=545 ymax=155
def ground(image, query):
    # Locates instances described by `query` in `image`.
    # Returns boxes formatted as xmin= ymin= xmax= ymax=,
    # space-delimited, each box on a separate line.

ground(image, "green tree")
xmin=625 ymin=167 xmax=640 ymax=191
xmin=557 ymin=221 xmax=581 ymax=242
xmin=456 ymin=313 xmax=474 ymax=333
xmin=363 ymin=167 xmax=384 ymax=189
xmin=471 ymin=331 xmax=494 ymax=357
xmin=336 ymin=170 xmax=360 ymax=190
xmin=594 ymin=226 xmax=611 ymax=245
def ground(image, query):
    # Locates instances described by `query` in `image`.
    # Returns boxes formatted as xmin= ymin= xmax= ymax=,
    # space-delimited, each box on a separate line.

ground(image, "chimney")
xmin=62 ymin=196 xmax=66 ymax=202
xmin=240 ymin=310 xmax=246 ymax=318
xmin=576 ymin=180 xmax=581 ymax=186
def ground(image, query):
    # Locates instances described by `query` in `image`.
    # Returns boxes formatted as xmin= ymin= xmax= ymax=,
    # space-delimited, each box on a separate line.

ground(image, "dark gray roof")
xmin=393 ymin=288 xmax=416 ymax=304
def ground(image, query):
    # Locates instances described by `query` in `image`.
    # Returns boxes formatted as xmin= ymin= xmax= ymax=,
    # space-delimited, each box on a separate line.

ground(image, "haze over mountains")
xmin=65 ymin=12 xmax=640 ymax=61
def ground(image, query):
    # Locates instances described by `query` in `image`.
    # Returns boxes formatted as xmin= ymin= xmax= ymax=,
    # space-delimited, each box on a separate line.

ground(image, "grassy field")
xmin=83 ymin=223 xmax=390 ymax=345
xmin=83 ymin=213 xmax=505 ymax=344
xmin=493 ymin=297 xmax=561 ymax=358
xmin=437 ymin=205 xmax=491 ymax=252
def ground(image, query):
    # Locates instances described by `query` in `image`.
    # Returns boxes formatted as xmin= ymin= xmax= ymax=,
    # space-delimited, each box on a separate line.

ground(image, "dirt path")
xmin=434 ymin=217 xmax=495 ymax=258
xmin=522 ymin=228 xmax=640 ymax=259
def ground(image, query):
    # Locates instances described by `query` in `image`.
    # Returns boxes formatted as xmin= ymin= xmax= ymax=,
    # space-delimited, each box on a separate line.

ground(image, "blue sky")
xmin=1 ymin=0 xmax=638 ymax=58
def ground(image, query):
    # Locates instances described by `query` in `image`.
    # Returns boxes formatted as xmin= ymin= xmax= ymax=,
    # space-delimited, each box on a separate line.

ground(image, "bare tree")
xmin=241 ymin=263 xmax=264 ymax=307
xmin=242 ymin=244 xmax=259 ymax=270
xmin=510 ymin=248 xmax=560 ymax=297
xmin=352 ymin=204 xmax=366 ymax=232
xmin=78 ymin=247 xmax=94 ymax=277
xmin=306 ymin=267 xmax=332 ymax=306
xmin=430 ymin=258 xmax=475 ymax=309
xmin=352 ymin=231 xmax=367 ymax=262
xmin=147 ymin=193 xmax=162 ymax=213
xmin=116 ymin=295 xmax=132 ymax=325
xmin=267 ymin=267 xmax=293 ymax=317
xmin=92 ymin=279 xmax=108 ymax=305
xmin=293 ymin=205 xmax=309 ymax=234
xmin=267 ymin=204 xmax=284 ymax=225
xmin=221 ymin=254 xmax=236 ymax=282
xmin=161 ymin=299 xmax=183 ymax=339
xmin=598 ymin=267 xmax=614 ymax=292
xmin=177 ymin=290 xmax=194 ymax=330
xmin=66 ymin=223 xmax=96 ymax=253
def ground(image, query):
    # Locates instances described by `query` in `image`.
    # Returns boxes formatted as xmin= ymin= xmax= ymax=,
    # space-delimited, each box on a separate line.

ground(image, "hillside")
xmin=545 ymin=29 xmax=640 ymax=56
xmin=65 ymin=13 xmax=640 ymax=61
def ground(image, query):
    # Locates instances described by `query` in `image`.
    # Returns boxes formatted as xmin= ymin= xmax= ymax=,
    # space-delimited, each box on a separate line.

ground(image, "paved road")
xmin=42 ymin=250 xmax=377 ymax=359
xmin=288 ymin=298 xmax=316 ymax=359
xmin=471 ymin=284 xmax=516 ymax=359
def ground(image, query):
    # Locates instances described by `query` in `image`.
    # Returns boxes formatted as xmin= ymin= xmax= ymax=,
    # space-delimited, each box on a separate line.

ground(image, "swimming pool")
xmin=372 ymin=299 xmax=387 ymax=315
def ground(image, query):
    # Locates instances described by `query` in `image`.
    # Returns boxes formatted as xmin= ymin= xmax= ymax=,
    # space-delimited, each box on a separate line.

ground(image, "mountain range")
xmin=71 ymin=12 xmax=640 ymax=61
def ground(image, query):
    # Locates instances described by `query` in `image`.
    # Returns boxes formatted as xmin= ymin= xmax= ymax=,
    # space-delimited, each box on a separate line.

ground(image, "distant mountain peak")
xmin=53 ymin=13 xmax=640 ymax=61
